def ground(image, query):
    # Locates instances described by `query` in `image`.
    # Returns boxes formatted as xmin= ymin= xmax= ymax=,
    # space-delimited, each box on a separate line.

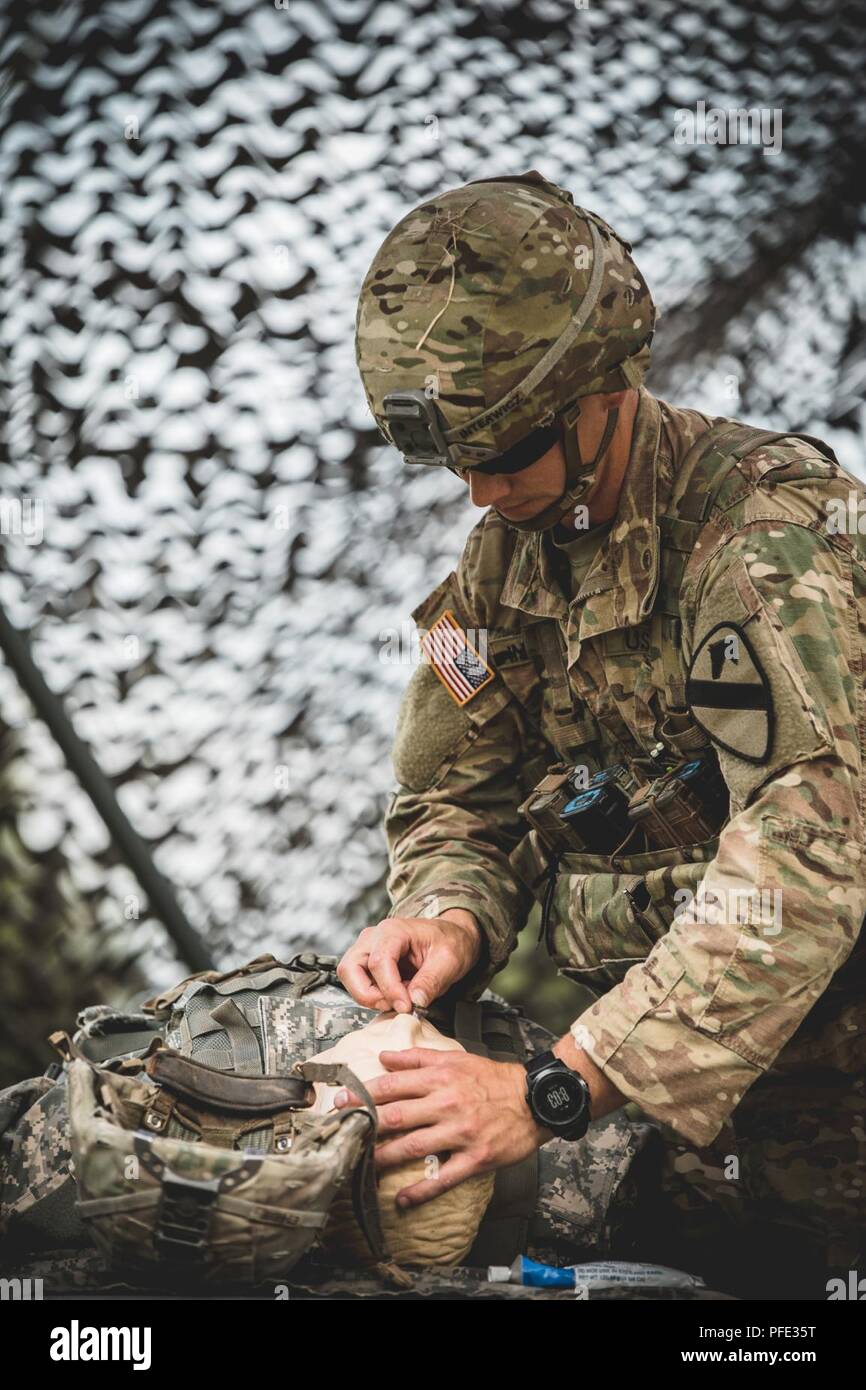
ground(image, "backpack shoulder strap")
xmin=668 ymin=420 xmax=838 ymax=526
xmin=658 ymin=422 xmax=838 ymax=612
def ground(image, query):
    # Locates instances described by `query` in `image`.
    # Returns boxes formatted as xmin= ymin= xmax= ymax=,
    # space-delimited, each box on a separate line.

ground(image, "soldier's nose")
xmin=469 ymin=471 xmax=511 ymax=507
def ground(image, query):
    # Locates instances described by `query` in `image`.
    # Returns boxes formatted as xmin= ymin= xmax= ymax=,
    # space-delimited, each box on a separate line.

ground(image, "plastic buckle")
xmin=154 ymin=1172 xmax=221 ymax=1263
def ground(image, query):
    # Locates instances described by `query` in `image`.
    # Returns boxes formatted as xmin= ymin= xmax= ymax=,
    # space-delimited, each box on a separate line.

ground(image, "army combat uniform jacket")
xmin=385 ymin=387 xmax=866 ymax=1156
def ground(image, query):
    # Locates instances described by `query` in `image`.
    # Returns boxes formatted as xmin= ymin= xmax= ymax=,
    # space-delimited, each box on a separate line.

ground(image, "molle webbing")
xmin=528 ymin=622 xmax=599 ymax=760
xmin=656 ymin=614 xmax=687 ymax=710
xmin=75 ymin=1027 xmax=164 ymax=1063
xmin=207 ymin=999 xmax=262 ymax=1073
xmin=172 ymin=962 xmax=327 ymax=1073
xmin=655 ymin=423 xmax=839 ymax=624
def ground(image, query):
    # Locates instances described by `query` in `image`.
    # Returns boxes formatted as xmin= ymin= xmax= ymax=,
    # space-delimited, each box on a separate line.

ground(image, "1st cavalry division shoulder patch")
xmin=685 ymin=620 xmax=773 ymax=764
xmin=421 ymin=610 xmax=494 ymax=706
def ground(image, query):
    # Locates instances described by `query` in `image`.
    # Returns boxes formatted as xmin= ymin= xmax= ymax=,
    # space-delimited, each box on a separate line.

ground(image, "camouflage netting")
xmin=1 ymin=0 xmax=865 ymax=1079
xmin=0 ymin=716 xmax=147 ymax=1083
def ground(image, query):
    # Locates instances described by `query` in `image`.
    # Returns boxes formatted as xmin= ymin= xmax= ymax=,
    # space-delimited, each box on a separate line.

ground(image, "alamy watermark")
xmin=825 ymin=491 xmax=866 ymax=535
xmin=0 ymin=497 xmax=43 ymax=544
xmin=675 ymin=101 xmax=783 ymax=157
xmin=672 ymin=885 xmax=783 ymax=936
xmin=827 ymin=1270 xmax=866 ymax=1299
xmin=49 ymin=1320 xmax=151 ymax=1370
xmin=379 ymin=622 xmax=489 ymax=668
xmin=1 ymin=1276 xmax=43 ymax=1300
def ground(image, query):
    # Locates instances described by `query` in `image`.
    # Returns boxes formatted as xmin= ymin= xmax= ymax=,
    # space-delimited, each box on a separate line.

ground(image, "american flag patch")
xmin=421 ymin=610 xmax=494 ymax=706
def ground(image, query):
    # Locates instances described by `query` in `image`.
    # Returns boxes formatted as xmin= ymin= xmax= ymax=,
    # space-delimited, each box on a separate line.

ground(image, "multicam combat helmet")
xmin=355 ymin=170 xmax=657 ymax=531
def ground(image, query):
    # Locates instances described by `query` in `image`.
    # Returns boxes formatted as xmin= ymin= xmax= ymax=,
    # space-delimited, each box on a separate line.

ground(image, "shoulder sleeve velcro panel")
xmin=392 ymin=662 xmax=476 ymax=792
xmin=394 ymin=567 xmax=516 ymax=792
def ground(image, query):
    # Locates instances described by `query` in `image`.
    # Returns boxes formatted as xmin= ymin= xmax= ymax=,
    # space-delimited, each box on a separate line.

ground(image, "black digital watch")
xmin=523 ymin=1050 xmax=591 ymax=1141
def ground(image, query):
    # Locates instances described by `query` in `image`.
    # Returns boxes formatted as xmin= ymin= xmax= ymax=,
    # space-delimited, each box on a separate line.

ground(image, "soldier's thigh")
xmin=619 ymin=1114 xmax=754 ymax=1291
xmin=733 ymin=1066 xmax=866 ymax=1294
xmin=642 ymin=1069 xmax=866 ymax=1299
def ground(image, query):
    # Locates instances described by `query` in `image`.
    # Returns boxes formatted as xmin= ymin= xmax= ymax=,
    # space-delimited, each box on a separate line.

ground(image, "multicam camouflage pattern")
xmin=386 ymin=385 xmax=866 ymax=1281
xmin=355 ymin=171 xmax=655 ymax=465
xmin=67 ymin=1055 xmax=376 ymax=1286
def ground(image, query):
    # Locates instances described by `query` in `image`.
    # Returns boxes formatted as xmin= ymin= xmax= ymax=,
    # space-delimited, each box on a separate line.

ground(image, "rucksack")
xmin=55 ymin=954 xmax=384 ymax=1285
xmin=7 ymin=952 xmax=536 ymax=1286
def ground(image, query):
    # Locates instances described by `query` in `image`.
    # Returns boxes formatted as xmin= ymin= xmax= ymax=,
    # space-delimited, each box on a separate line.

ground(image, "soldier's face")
xmin=464 ymin=441 xmax=567 ymax=521
xmin=460 ymin=389 xmax=632 ymax=522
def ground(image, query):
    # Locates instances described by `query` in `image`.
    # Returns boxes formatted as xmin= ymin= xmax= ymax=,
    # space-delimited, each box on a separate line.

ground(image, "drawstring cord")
xmin=537 ymin=852 xmax=562 ymax=944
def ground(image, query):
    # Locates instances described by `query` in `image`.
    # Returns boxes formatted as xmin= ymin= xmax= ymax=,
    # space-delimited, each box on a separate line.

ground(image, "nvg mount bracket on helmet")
xmin=383 ymin=388 xmax=499 ymax=469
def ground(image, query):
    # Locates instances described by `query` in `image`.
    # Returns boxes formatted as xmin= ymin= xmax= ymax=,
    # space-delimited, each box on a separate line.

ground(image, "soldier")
xmin=338 ymin=170 xmax=866 ymax=1298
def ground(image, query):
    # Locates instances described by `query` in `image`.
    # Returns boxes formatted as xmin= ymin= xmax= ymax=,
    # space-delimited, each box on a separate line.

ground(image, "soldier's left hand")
xmin=333 ymin=1049 xmax=550 ymax=1207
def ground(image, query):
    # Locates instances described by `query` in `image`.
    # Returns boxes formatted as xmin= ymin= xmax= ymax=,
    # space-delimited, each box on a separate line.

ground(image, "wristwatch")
xmin=523 ymin=1050 xmax=591 ymax=1141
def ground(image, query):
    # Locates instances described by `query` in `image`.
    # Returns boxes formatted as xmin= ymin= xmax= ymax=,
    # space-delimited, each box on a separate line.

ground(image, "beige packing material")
xmin=308 ymin=1011 xmax=495 ymax=1266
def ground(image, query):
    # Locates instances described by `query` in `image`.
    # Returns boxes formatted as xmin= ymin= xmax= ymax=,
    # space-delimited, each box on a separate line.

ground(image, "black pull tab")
xmin=537 ymin=852 xmax=562 ymax=944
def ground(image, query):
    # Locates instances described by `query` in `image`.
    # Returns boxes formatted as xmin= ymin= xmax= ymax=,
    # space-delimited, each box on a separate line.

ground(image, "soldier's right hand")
xmin=337 ymin=909 xmax=481 ymax=1014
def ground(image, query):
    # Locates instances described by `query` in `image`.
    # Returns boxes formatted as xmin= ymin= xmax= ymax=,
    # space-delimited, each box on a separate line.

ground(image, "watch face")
xmin=533 ymin=1069 xmax=586 ymax=1128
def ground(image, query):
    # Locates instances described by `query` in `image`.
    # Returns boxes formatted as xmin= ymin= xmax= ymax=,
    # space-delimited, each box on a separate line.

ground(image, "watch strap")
xmin=523 ymin=1049 xmax=557 ymax=1080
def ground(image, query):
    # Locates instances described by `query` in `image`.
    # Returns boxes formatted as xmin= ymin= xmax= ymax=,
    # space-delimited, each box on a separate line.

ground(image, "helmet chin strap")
xmin=502 ymin=402 xmax=621 ymax=534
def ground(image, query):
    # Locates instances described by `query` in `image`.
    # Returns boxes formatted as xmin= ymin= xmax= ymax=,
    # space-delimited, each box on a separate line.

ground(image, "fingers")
xmin=335 ymin=1061 xmax=443 ymax=1108
xmin=374 ymin=1122 xmax=455 ymax=1172
xmin=336 ymin=921 xmax=413 ymax=1012
xmin=334 ymin=1088 xmax=363 ymax=1108
xmin=334 ymin=1072 xmax=451 ymax=1144
xmin=411 ymin=909 xmax=480 ymax=1008
xmin=366 ymin=936 xmax=413 ymax=1014
xmin=404 ymin=953 xmax=456 ymax=1011
xmin=374 ymin=1093 xmax=450 ymax=1136
xmin=337 ymin=916 xmax=472 ymax=1013
xmin=377 ymin=1047 xmax=448 ymax=1070
xmin=394 ymin=1152 xmax=481 ymax=1209
xmin=336 ymin=942 xmax=386 ymax=1010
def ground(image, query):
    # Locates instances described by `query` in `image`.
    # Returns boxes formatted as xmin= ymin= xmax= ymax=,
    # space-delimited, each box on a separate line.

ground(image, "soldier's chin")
xmin=494 ymin=497 xmax=551 ymax=520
